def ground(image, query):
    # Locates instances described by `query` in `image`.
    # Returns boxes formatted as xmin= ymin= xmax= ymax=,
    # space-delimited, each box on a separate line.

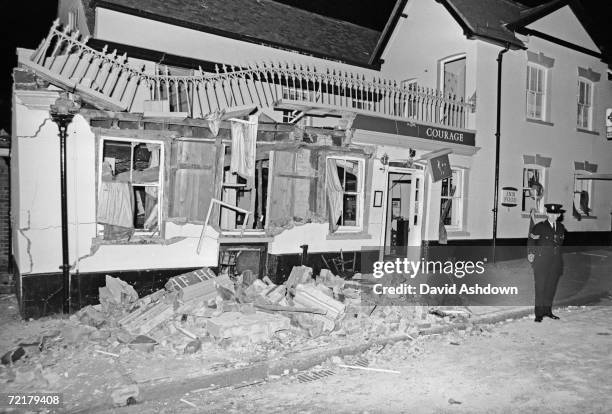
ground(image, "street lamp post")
xmin=49 ymin=92 xmax=80 ymax=314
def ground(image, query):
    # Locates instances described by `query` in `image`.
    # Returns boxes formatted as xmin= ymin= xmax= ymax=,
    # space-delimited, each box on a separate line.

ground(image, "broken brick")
xmin=286 ymin=266 xmax=313 ymax=291
xmin=128 ymin=335 xmax=157 ymax=353
xmin=111 ymin=384 xmax=140 ymax=407
xmin=119 ymin=302 xmax=174 ymax=335
xmin=166 ymin=270 xmax=232 ymax=303
xmin=206 ymin=311 xmax=290 ymax=342
xmin=293 ymin=284 xmax=345 ymax=320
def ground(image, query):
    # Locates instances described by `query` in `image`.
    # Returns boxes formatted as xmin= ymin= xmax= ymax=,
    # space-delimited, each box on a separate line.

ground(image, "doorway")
xmin=383 ymin=167 xmax=424 ymax=259
xmin=385 ymin=172 xmax=411 ymax=256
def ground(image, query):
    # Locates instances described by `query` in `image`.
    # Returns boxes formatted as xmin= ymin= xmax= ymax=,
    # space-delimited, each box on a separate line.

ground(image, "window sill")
xmin=521 ymin=213 xmax=547 ymax=219
xmin=576 ymin=215 xmax=597 ymax=220
xmin=326 ymin=231 xmax=372 ymax=240
xmin=93 ymin=235 xmax=184 ymax=246
xmin=219 ymin=234 xmax=273 ymax=243
xmin=526 ymin=118 xmax=554 ymax=127
xmin=576 ymin=128 xmax=599 ymax=136
xmin=446 ymin=230 xmax=470 ymax=238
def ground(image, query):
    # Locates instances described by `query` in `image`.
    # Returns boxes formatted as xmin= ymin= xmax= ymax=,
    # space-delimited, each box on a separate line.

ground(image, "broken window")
xmin=220 ymin=145 xmax=268 ymax=231
xmin=326 ymin=156 xmax=364 ymax=232
xmin=98 ymin=138 xmax=163 ymax=238
xmin=267 ymin=149 xmax=326 ymax=232
xmin=151 ymin=65 xmax=194 ymax=113
xmin=169 ymin=140 xmax=218 ymax=223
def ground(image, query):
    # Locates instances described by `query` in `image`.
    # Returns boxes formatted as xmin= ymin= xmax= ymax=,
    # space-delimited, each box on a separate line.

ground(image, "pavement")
xmin=1 ymin=249 xmax=611 ymax=413
xmin=84 ymin=249 xmax=612 ymax=413
xmin=121 ymin=302 xmax=612 ymax=413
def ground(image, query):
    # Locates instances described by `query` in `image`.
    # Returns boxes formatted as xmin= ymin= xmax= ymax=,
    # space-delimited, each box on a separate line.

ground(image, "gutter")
xmin=492 ymin=43 xmax=510 ymax=263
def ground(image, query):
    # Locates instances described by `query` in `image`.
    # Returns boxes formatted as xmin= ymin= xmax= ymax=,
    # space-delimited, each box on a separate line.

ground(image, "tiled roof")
xmin=88 ymin=0 xmax=381 ymax=66
xmin=439 ymin=0 xmax=530 ymax=48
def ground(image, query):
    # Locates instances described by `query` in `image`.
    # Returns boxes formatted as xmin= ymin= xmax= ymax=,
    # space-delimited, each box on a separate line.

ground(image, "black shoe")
xmin=546 ymin=313 xmax=560 ymax=320
xmin=534 ymin=316 xmax=543 ymax=322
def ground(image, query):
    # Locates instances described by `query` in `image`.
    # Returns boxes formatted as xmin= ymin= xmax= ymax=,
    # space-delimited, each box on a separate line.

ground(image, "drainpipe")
xmin=492 ymin=44 xmax=510 ymax=263
xmin=50 ymin=92 xmax=80 ymax=314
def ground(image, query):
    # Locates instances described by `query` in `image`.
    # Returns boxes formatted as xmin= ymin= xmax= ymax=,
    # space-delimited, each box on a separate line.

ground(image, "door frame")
xmin=380 ymin=166 xmax=424 ymax=260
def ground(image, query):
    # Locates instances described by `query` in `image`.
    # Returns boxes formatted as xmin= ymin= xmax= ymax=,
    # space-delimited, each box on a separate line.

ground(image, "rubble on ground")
xmin=0 ymin=266 xmax=468 ymax=409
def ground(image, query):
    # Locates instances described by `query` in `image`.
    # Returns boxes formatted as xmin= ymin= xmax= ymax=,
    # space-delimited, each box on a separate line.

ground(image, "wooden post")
xmin=256 ymin=161 xmax=263 ymax=229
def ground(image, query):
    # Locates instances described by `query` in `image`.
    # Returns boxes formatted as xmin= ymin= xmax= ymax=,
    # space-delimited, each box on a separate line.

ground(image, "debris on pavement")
xmin=111 ymin=384 xmax=141 ymax=406
xmin=180 ymin=398 xmax=198 ymax=408
xmin=0 ymin=264 xmax=474 ymax=410
xmin=99 ymin=275 xmax=139 ymax=312
xmin=1 ymin=346 xmax=25 ymax=365
xmin=337 ymin=364 xmax=401 ymax=374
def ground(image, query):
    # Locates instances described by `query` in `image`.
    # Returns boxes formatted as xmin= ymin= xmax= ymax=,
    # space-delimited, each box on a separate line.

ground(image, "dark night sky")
xmin=1 ymin=1 xmax=610 ymax=131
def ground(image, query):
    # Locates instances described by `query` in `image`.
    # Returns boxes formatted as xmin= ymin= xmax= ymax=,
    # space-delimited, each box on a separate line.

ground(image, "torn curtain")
xmin=230 ymin=115 xmax=258 ymax=179
xmin=326 ymin=159 xmax=343 ymax=232
xmin=98 ymin=181 xmax=134 ymax=229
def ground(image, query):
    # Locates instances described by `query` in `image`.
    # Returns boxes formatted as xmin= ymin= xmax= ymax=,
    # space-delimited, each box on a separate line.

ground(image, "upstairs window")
xmin=67 ymin=10 xmax=78 ymax=31
xmin=577 ymin=78 xmax=593 ymax=130
xmin=526 ymin=64 xmax=546 ymax=120
xmin=441 ymin=56 xmax=466 ymax=100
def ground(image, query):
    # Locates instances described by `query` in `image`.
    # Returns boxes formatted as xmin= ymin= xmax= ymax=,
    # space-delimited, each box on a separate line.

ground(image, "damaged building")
xmin=11 ymin=0 xmax=612 ymax=317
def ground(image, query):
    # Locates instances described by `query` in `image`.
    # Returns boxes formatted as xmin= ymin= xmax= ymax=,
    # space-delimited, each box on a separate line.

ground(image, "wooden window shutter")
xmin=268 ymin=148 xmax=324 ymax=229
xmin=169 ymin=141 xmax=219 ymax=222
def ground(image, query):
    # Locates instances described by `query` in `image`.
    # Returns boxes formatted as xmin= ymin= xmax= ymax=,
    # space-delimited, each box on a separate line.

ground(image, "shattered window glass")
xmin=99 ymin=139 xmax=162 ymax=237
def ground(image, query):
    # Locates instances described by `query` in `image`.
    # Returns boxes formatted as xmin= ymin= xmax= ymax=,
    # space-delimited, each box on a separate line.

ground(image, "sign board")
xmin=501 ymin=186 xmax=518 ymax=207
xmin=352 ymin=115 xmax=476 ymax=146
xmin=429 ymin=154 xmax=452 ymax=182
xmin=606 ymin=108 xmax=612 ymax=140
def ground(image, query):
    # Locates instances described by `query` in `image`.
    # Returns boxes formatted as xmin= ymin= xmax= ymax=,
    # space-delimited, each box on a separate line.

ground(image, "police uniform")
xmin=527 ymin=204 xmax=566 ymax=321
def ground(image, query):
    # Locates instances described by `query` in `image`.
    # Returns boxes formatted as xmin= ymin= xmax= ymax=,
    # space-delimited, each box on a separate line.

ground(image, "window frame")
xmin=577 ymin=77 xmax=593 ymax=130
xmin=219 ymin=143 xmax=269 ymax=234
xmin=438 ymin=54 xmax=467 ymax=100
xmin=326 ymin=155 xmax=365 ymax=233
xmin=97 ymin=136 xmax=165 ymax=236
xmin=526 ymin=63 xmax=547 ymax=121
xmin=521 ymin=164 xmax=547 ymax=214
xmin=440 ymin=168 xmax=465 ymax=231
xmin=573 ymin=171 xmax=594 ymax=217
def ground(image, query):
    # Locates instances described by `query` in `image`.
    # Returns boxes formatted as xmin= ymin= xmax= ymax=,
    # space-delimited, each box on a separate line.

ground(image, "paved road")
xmin=113 ymin=303 xmax=612 ymax=414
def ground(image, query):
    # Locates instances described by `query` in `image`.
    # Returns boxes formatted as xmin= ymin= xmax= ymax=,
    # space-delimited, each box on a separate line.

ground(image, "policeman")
xmin=527 ymin=203 xmax=566 ymax=322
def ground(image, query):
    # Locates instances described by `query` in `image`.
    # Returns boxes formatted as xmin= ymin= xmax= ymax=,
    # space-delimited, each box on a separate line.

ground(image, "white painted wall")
xmin=12 ymin=90 xmax=219 ymax=276
xmin=495 ymin=35 xmax=612 ymax=238
xmin=379 ymin=0 xmax=476 ymax=95
xmin=376 ymin=0 xmax=612 ymax=241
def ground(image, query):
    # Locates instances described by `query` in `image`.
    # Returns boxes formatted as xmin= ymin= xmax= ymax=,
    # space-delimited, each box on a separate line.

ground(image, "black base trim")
xmin=18 ymin=267 xmax=204 ymax=319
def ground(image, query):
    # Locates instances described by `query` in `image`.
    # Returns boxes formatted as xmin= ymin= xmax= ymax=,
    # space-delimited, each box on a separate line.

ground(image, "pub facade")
xmin=11 ymin=0 xmax=612 ymax=316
